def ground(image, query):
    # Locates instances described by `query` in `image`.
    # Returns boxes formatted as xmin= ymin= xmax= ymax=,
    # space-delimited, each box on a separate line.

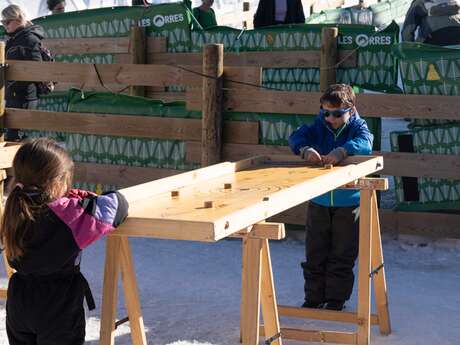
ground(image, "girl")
xmin=0 ymin=138 xmax=128 ymax=345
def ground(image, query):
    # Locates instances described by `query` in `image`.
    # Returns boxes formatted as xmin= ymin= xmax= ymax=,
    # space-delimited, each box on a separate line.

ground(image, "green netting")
xmin=390 ymin=127 xmax=460 ymax=211
xmin=191 ymin=23 xmax=399 ymax=93
xmin=394 ymin=42 xmax=460 ymax=127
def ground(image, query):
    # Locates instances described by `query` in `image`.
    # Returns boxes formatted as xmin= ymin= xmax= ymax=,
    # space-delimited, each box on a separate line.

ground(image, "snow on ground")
xmin=1 ymin=232 xmax=460 ymax=345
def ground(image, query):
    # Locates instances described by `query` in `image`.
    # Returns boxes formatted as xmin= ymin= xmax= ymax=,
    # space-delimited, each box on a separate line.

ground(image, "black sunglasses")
xmin=319 ymin=106 xmax=352 ymax=118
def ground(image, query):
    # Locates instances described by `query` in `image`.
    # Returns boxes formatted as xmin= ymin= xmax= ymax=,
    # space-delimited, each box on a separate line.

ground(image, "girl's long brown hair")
xmin=0 ymin=138 xmax=74 ymax=261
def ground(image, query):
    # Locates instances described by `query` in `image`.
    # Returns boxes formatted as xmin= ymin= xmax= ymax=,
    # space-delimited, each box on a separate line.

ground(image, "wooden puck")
xmin=324 ymin=164 xmax=333 ymax=169
xmin=224 ymin=183 xmax=232 ymax=190
xmin=204 ymin=201 xmax=214 ymax=208
xmin=171 ymin=190 xmax=179 ymax=198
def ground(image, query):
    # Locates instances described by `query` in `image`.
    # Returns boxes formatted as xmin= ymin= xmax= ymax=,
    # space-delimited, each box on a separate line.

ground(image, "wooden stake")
xmin=371 ymin=191 xmax=391 ymax=335
xmin=319 ymin=27 xmax=338 ymax=92
xmin=357 ymin=189 xmax=373 ymax=345
xmin=201 ymin=44 xmax=224 ymax=167
xmin=0 ymin=41 xmax=4 ymax=142
xmin=240 ymin=237 xmax=248 ymax=343
xmin=129 ymin=26 xmax=146 ymax=97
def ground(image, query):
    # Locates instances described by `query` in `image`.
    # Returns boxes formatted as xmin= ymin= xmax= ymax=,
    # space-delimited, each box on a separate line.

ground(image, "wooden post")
xmin=357 ymin=189 xmax=373 ymax=345
xmin=240 ymin=237 xmax=248 ymax=343
xmin=0 ymin=41 xmax=5 ymax=141
xmin=320 ymin=27 xmax=338 ymax=92
xmin=201 ymin=44 xmax=224 ymax=167
xmin=129 ymin=26 xmax=146 ymax=97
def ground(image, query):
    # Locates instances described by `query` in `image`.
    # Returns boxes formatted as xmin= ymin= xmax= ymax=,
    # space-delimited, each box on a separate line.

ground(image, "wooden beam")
xmin=186 ymin=89 xmax=460 ymax=121
xmin=230 ymin=222 xmax=286 ymax=240
xmin=6 ymin=61 xmax=260 ymax=88
xmin=278 ymin=305 xmax=379 ymax=325
xmin=320 ymin=27 xmax=338 ymax=92
xmin=260 ymin=327 xmax=356 ymax=344
xmin=340 ymin=178 xmax=388 ymax=190
xmin=146 ymin=50 xmax=356 ymax=68
xmin=201 ymin=44 xmax=224 ymax=167
xmin=5 ymin=109 xmax=259 ymax=145
xmin=129 ymin=26 xmax=146 ymax=97
xmin=43 ymin=36 xmax=166 ymax=55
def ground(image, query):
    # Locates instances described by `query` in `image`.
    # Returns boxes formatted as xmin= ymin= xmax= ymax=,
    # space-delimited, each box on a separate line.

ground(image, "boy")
xmin=288 ymin=84 xmax=373 ymax=311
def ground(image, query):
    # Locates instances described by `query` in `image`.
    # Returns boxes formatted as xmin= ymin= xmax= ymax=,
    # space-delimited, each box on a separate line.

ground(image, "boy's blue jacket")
xmin=288 ymin=111 xmax=373 ymax=207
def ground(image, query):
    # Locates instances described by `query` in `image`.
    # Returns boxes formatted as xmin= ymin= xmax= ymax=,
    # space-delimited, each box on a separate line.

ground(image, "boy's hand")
xmin=300 ymin=147 xmax=322 ymax=165
xmin=322 ymin=147 xmax=348 ymax=165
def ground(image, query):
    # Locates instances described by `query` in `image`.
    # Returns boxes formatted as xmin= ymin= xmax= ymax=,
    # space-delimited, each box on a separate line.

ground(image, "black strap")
xmin=78 ymin=272 xmax=96 ymax=311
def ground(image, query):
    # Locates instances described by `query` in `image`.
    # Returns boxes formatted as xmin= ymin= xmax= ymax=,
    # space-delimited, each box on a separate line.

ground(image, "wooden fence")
xmin=1 ymin=27 xmax=460 ymax=238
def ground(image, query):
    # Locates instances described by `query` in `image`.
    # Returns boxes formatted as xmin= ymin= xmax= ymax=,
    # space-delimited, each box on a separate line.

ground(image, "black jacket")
xmin=5 ymin=25 xmax=44 ymax=103
xmin=254 ymin=0 xmax=305 ymax=28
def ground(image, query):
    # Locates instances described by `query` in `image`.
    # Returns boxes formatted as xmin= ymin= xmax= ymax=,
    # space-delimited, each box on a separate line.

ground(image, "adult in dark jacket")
xmin=402 ymin=0 xmax=460 ymax=45
xmin=1 ymin=4 xmax=45 ymax=140
xmin=254 ymin=0 xmax=305 ymax=28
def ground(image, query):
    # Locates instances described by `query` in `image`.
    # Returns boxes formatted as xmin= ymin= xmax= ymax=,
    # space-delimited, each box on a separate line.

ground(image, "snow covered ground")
xmin=1 ymin=232 xmax=460 ymax=345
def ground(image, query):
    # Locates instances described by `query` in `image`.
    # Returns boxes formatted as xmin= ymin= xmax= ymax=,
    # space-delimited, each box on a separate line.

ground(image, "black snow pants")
xmin=302 ymin=202 xmax=360 ymax=303
xmin=6 ymin=270 xmax=94 ymax=345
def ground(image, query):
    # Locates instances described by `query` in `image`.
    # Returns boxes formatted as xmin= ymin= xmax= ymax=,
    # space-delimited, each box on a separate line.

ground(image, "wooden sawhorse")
xmin=255 ymin=178 xmax=391 ymax=345
xmin=99 ymin=222 xmax=285 ymax=345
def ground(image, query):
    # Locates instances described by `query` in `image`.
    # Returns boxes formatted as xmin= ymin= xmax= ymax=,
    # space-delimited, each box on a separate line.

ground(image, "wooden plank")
xmin=380 ymin=209 xmax=460 ymax=239
xmin=260 ymin=240 xmax=282 ymax=345
xmin=243 ymin=238 xmax=263 ymax=345
xmin=378 ymin=151 xmax=460 ymax=179
xmin=99 ymin=236 xmax=121 ymax=345
xmin=371 ymin=193 xmax=392 ymax=335
xmin=44 ymin=36 xmax=166 ymax=55
xmin=6 ymin=61 xmax=260 ymax=88
xmin=186 ymin=142 xmax=290 ymax=163
xmin=0 ymin=142 xmax=21 ymax=169
xmin=186 ymin=89 xmax=460 ymax=121
xmin=74 ymin=162 xmax=181 ymax=188
xmin=147 ymin=50 xmax=356 ymax=68
xmin=260 ymin=327 xmax=356 ymax=344
xmin=278 ymin=305 xmax=379 ymax=325
xmin=357 ymin=189 xmax=373 ymax=345
xmin=5 ymin=109 xmax=259 ymax=145
xmin=119 ymin=238 xmax=147 ymax=345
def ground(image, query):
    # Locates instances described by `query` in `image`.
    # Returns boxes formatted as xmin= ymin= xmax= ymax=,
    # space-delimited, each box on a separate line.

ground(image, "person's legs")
xmin=324 ymin=206 xmax=359 ymax=310
xmin=6 ymin=275 xmax=38 ymax=345
xmin=302 ymin=202 xmax=331 ymax=306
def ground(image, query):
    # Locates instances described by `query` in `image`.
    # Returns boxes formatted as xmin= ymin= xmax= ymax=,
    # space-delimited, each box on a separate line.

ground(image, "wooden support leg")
xmin=240 ymin=237 xmax=248 ymax=343
xmin=357 ymin=190 xmax=373 ymax=345
xmin=370 ymin=191 xmax=391 ymax=335
xmin=242 ymin=237 xmax=263 ymax=345
xmin=119 ymin=237 xmax=148 ymax=345
xmin=260 ymin=239 xmax=282 ymax=345
xmin=100 ymin=236 xmax=122 ymax=345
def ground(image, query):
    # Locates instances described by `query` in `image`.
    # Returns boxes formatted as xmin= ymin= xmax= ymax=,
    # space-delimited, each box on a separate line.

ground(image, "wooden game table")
xmin=99 ymin=154 xmax=389 ymax=345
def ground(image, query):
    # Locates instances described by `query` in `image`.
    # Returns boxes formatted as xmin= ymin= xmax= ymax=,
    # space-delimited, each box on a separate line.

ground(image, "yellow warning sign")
xmin=426 ymin=64 xmax=441 ymax=81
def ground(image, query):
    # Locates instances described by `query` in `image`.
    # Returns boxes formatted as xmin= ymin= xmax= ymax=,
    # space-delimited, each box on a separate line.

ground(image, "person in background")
xmin=1 ymin=4 xmax=44 ymax=140
xmin=0 ymin=138 xmax=129 ymax=345
xmin=253 ymin=0 xmax=305 ymax=28
xmin=402 ymin=0 xmax=460 ymax=46
xmin=193 ymin=0 xmax=218 ymax=29
xmin=288 ymin=84 xmax=373 ymax=311
xmin=47 ymin=0 xmax=66 ymax=14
